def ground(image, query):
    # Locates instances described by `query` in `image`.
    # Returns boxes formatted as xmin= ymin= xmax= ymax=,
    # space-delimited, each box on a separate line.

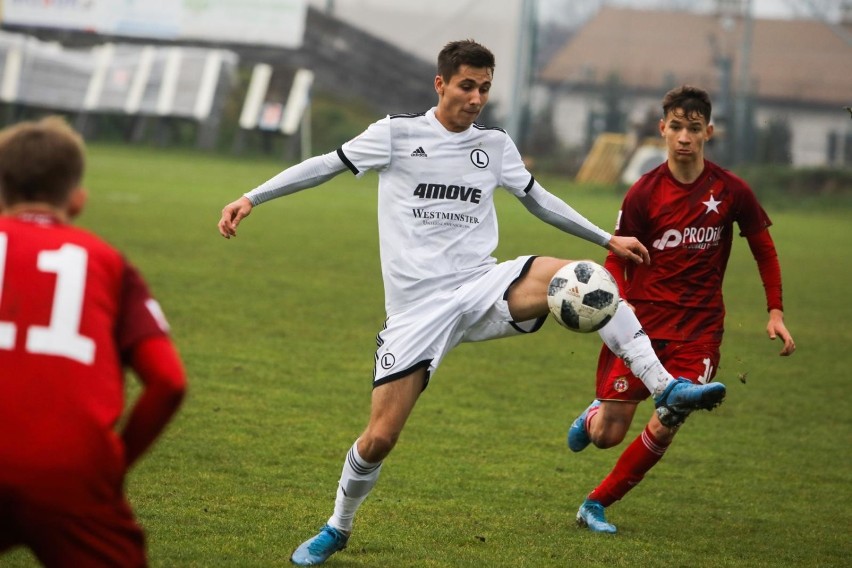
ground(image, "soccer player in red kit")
xmin=0 ymin=116 xmax=186 ymax=566
xmin=567 ymin=85 xmax=796 ymax=533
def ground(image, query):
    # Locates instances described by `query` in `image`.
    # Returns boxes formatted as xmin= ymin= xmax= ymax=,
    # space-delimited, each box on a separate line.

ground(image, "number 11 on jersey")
xmin=0 ymin=233 xmax=96 ymax=364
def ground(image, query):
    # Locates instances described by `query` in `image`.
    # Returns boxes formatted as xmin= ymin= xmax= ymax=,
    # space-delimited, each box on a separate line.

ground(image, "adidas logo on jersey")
xmin=411 ymin=146 xmax=427 ymax=157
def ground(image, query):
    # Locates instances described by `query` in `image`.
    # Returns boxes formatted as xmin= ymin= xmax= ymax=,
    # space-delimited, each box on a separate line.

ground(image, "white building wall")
xmin=756 ymin=106 xmax=852 ymax=166
xmin=550 ymin=93 xmax=591 ymax=148
xmin=546 ymin=91 xmax=661 ymax=148
xmin=548 ymin=88 xmax=850 ymax=167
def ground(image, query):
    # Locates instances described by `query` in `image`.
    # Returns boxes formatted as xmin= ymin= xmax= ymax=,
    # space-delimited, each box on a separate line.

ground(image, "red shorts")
xmin=596 ymin=339 xmax=721 ymax=402
xmin=0 ymin=487 xmax=147 ymax=567
xmin=0 ymin=427 xmax=147 ymax=567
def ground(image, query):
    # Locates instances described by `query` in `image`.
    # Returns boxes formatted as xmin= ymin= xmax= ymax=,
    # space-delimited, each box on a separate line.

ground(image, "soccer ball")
xmin=547 ymin=261 xmax=620 ymax=333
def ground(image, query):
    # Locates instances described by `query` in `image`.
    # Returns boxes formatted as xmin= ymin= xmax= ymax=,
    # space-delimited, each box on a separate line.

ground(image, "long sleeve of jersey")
xmin=746 ymin=229 xmax=784 ymax=312
xmin=603 ymin=250 xmax=629 ymax=297
xmin=517 ymin=182 xmax=612 ymax=247
xmin=244 ymin=151 xmax=349 ymax=206
xmin=121 ymin=336 xmax=187 ymax=468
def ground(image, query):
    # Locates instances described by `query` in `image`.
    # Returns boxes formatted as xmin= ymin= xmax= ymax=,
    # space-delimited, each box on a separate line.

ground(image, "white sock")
xmin=327 ymin=441 xmax=382 ymax=533
xmin=597 ymin=301 xmax=674 ymax=398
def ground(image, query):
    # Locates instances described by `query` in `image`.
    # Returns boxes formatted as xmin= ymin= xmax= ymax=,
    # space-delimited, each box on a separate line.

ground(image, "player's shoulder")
xmin=1 ymin=216 xmax=126 ymax=268
xmin=385 ymin=112 xmax=428 ymax=132
xmin=470 ymin=121 xmax=511 ymax=147
xmin=0 ymin=215 xmax=103 ymax=244
xmin=705 ymin=160 xmax=753 ymax=191
xmin=52 ymin=223 xmax=127 ymax=265
xmin=389 ymin=111 xmax=427 ymax=121
xmin=472 ymin=122 xmax=507 ymax=135
xmin=384 ymin=111 xmax=428 ymax=135
xmin=65 ymin=223 xmax=120 ymax=250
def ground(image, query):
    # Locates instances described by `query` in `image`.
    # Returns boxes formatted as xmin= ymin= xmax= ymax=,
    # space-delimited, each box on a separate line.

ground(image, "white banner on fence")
xmin=0 ymin=31 xmax=239 ymax=120
xmin=0 ymin=0 xmax=307 ymax=48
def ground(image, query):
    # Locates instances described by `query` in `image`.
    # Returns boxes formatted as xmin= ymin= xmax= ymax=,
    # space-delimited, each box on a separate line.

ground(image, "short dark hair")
xmin=437 ymin=39 xmax=495 ymax=82
xmin=0 ymin=116 xmax=85 ymax=207
xmin=662 ymin=85 xmax=712 ymax=123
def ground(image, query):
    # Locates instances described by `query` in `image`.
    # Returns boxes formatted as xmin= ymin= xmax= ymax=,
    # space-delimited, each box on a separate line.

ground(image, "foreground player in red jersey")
xmin=567 ymin=85 xmax=796 ymax=533
xmin=0 ymin=117 xmax=186 ymax=566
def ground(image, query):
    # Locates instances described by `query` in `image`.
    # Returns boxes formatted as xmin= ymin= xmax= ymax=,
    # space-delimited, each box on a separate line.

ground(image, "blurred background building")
xmin=0 ymin=0 xmax=849 ymax=176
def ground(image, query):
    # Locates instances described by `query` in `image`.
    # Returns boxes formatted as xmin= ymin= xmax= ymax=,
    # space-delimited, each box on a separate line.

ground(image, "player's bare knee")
xmin=591 ymin=429 xmax=627 ymax=449
xmin=589 ymin=414 xmax=631 ymax=448
xmin=508 ymin=257 xmax=570 ymax=320
xmin=359 ymin=431 xmax=399 ymax=462
xmin=536 ymin=256 xmax=571 ymax=280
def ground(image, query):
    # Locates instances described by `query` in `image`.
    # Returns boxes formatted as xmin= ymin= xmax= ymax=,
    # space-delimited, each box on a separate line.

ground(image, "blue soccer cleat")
xmin=654 ymin=378 xmax=726 ymax=427
xmin=290 ymin=524 xmax=349 ymax=566
xmin=576 ymin=499 xmax=617 ymax=533
xmin=567 ymin=400 xmax=601 ymax=452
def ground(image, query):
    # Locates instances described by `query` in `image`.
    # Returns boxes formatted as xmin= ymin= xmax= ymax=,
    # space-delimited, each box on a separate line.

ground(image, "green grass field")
xmin=5 ymin=144 xmax=851 ymax=567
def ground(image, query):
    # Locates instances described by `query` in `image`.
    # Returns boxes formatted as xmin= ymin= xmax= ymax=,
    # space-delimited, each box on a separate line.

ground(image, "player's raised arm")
xmin=217 ymin=152 xmax=350 ymax=239
xmin=518 ymin=185 xmax=647 ymax=266
xmin=516 ymin=183 xmax=612 ymax=248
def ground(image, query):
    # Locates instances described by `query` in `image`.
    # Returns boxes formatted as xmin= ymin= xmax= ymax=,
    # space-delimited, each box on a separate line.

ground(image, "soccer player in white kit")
xmin=218 ymin=40 xmax=726 ymax=566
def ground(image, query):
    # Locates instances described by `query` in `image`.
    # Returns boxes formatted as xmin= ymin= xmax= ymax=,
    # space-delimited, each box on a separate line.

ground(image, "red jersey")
xmin=0 ymin=213 xmax=168 ymax=481
xmin=611 ymin=160 xmax=771 ymax=342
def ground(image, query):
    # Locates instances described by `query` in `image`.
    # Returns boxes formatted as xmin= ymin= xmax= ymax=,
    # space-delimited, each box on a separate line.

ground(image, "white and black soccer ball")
xmin=547 ymin=261 xmax=620 ymax=333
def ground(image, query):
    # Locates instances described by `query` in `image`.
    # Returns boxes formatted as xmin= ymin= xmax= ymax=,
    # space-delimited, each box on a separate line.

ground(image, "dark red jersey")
xmin=610 ymin=160 xmax=771 ymax=342
xmin=0 ymin=213 xmax=168 ymax=484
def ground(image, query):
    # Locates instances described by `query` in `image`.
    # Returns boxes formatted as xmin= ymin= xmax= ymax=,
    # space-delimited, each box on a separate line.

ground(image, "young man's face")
xmin=434 ymin=64 xmax=492 ymax=132
xmin=659 ymin=108 xmax=714 ymax=165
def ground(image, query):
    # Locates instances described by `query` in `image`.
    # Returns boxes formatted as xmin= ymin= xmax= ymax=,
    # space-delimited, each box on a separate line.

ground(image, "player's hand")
xmin=607 ymin=236 xmax=650 ymax=265
xmin=767 ymin=309 xmax=795 ymax=356
xmin=218 ymin=196 xmax=253 ymax=239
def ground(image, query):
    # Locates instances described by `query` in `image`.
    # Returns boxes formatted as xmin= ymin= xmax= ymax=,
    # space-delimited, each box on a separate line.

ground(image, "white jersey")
xmin=245 ymin=107 xmax=612 ymax=317
xmin=339 ymin=108 xmax=538 ymax=314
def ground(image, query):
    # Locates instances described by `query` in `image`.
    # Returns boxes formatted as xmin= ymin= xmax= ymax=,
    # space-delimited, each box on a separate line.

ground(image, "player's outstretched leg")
xmin=653 ymin=378 xmax=726 ymax=427
xmin=290 ymin=524 xmax=349 ymax=566
xmin=567 ymin=400 xmax=601 ymax=452
xmin=576 ymin=499 xmax=617 ymax=534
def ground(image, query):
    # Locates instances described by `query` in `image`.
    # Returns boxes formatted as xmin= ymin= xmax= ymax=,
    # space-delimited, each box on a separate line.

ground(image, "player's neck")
xmin=667 ymin=158 xmax=705 ymax=185
xmin=3 ymin=202 xmax=69 ymax=223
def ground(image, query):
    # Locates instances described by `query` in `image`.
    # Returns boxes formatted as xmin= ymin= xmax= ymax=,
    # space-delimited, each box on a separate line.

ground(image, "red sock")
xmin=588 ymin=425 xmax=670 ymax=507
xmin=585 ymin=404 xmax=601 ymax=431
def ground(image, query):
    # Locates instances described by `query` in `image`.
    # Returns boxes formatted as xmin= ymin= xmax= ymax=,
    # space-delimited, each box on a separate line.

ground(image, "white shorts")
xmin=373 ymin=256 xmax=546 ymax=388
